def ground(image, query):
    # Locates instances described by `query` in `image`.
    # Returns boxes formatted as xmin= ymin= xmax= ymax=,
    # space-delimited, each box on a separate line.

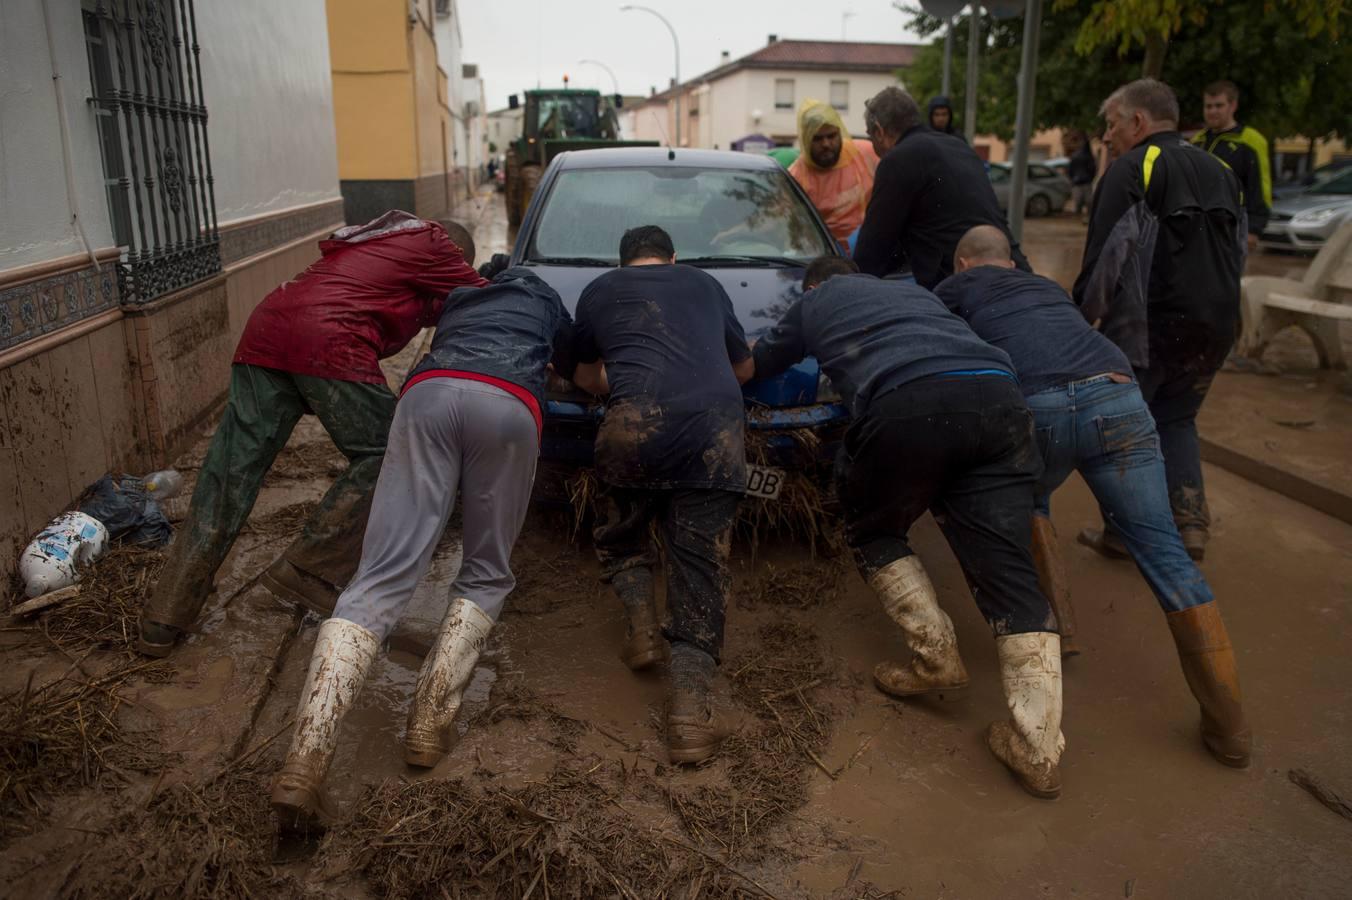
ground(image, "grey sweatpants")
xmin=332 ymin=377 xmax=538 ymax=640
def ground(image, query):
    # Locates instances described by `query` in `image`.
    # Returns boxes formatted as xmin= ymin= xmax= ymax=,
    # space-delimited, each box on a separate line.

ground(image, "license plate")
xmin=746 ymin=464 xmax=785 ymax=500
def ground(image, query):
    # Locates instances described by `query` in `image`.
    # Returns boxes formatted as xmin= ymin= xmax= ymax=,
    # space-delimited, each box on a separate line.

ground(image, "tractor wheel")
xmin=1025 ymin=192 xmax=1053 ymax=218
xmin=519 ymin=165 xmax=543 ymax=225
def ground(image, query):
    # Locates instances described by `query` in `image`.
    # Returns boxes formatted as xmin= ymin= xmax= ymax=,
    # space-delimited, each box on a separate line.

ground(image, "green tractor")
xmin=504 ymin=88 xmax=658 ymax=228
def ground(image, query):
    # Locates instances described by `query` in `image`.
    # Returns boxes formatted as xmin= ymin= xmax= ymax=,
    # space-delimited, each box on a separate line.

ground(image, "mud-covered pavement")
xmin=4 ymin=196 xmax=1352 ymax=898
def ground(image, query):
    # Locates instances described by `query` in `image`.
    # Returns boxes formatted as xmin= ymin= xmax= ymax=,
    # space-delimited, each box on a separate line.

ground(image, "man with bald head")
xmin=936 ymin=225 xmax=1252 ymax=770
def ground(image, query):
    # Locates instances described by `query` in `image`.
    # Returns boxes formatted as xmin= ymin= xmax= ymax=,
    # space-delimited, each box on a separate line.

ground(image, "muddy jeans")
xmin=839 ymin=374 xmax=1055 ymax=636
xmin=144 ymin=364 xmax=395 ymax=629
xmin=333 ymin=378 xmax=539 ymax=639
xmin=1029 ymin=375 xmax=1213 ymax=611
xmin=1136 ymin=342 xmax=1230 ymax=536
xmin=593 ymin=487 xmax=740 ymax=661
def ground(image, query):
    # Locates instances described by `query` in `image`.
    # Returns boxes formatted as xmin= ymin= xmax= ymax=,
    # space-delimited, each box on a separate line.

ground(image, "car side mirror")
xmin=508 ymin=94 xmax=520 ymax=110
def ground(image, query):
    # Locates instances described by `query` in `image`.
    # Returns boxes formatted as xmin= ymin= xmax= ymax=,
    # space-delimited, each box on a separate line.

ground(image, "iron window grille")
xmin=85 ymin=0 xmax=220 ymax=305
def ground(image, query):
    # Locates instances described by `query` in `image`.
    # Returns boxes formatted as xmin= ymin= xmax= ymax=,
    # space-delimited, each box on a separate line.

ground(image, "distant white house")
xmin=621 ymin=38 xmax=921 ymax=150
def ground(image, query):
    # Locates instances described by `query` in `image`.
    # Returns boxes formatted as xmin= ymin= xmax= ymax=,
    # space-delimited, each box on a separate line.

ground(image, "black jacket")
xmin=1073 ymin=131 xmax=1245 ymax=369
xmin=927 ymin=95 xmax=961 ymax=139
xmin=1068 ymin=143 xmax=1096 ymax=186
xmin=853 ymin=125 xmax=1030 ymax=289
xmin=1191 ymin=123 xmax=1272 ymax=234
xmin=406 ymin=266 xmax=575 ymax=408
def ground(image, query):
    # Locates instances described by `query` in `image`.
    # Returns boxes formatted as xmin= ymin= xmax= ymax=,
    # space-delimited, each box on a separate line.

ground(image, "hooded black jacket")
xmin=927 ymin=95 xmax=961 ymax=139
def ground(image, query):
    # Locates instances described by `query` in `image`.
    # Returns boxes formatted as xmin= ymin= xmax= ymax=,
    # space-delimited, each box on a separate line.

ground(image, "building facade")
xmin=0 ymin=0 xmax=344 ymax=581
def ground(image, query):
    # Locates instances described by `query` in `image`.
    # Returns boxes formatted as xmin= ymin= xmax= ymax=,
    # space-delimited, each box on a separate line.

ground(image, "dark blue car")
xmin=509 ymin=147 xmax=850 ymax=495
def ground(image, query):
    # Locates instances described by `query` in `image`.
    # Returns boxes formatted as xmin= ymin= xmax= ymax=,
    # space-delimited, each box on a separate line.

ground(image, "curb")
xmin=1200 ymin=437 xmax=1352 ymax=526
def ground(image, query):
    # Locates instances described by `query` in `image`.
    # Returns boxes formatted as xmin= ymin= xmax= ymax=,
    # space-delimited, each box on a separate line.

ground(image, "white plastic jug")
xmin=18 ymin=512 xmax=109 ymax=598
xmin=141 ymin=469 xmax=184 ymax=500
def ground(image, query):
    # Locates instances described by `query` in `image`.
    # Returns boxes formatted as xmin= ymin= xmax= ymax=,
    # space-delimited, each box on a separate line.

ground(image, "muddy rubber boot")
xmin=1031 ymin=517 xmax=1080 ymax=658
xmin=987 ymin=632 xmax=1065 ymax=800
xmin=404 ymin=598 xmax=493 ymax=768
xmin=1076 ymin=526 xmax=1130 ymax=560
xmin=666 ymin=642 xmax=728 ymax=765
xmin=613 ymin=567 xmax=663 ymax=671
xmin=1178 ymin=527 xmax=1208 ymax=562
xmin=869 ymin=556 xmax=970 ymax=700
xmin=136 ymin=619 xmax=182 ymax=658
xmin=271 ymin=617 xmax=380 ymax=828
xmin=1166 ymin=602 xmax=1251 ymax=768
xmin=259 ymin=558 xmax=342 ymax=618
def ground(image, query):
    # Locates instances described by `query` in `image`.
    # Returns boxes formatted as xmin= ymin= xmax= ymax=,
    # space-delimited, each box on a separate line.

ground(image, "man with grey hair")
xmin=1073 ymin=78 xmax=1245 ymax=565
xmin=853 ymin=86 xmax=1029 ymax=288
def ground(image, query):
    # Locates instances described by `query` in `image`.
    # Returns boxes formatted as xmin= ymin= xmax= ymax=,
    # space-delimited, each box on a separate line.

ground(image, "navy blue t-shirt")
xmin=574 ymin=264 xmax=750 ymax=491
xmin=933 ymin=265 xmax=1132 ymax=396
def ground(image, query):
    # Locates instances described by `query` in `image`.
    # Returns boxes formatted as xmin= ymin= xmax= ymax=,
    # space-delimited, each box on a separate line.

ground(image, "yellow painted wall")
xmin=327 ymin=0 xmax=418 ymax=180
xmin=327 ymin=0 xmax=407 ymax=72
xmin=411 ymin=14 xmax=451 ymax=179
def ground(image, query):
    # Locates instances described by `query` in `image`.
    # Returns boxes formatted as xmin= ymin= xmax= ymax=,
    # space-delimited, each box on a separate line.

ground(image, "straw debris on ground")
xmin=267 ymin=441 xmax=347 ymax=483
xmin=26 ymin=545 xmax=167 ymax=655
xmin=739 ymin=557 xmax=849 ymax=610
xmin=243 ymin=500 xmax=318 ymax=538
xmin=60 ymin=758 xmax=300 ymax=899
xmin=0 ymin=657 xmax=172 ymax=845
xmin=506 ymin=542 xmax=594 ymax=616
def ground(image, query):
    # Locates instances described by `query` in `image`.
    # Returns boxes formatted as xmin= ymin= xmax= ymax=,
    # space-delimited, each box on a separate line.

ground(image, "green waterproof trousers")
xmin=143 ymin=364 xmax=396 ymax=629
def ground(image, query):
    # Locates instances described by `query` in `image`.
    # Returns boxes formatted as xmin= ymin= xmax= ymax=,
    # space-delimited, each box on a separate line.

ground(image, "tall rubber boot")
xmin=271 ymin=617 xmax=380 ymax=827
xmin=1166 ymin=602 xmax=1251 ymax=768
xmin=613 ymin=566 xmax=663 ymax=670
xmin=404 ymin=598 xmax=493 ymax=768
xmin=869 ymin=556 xmax=970 ymax=700
xmin=666 ymin=641 xmax=728 ymax=765
xmin=986 ymin=632 xmax=1065 ymax=799
xmin=1030 ymin=516 xmax=1080 ymax=658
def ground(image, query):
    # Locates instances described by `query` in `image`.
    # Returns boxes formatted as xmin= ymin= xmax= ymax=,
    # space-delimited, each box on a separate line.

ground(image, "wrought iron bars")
xmin=90 ymin=0 xmax=219 ymax=304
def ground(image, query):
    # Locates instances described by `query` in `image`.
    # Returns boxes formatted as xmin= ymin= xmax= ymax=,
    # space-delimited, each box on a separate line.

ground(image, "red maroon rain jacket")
xmin=233 ymin=211 xmax=487 ymax=384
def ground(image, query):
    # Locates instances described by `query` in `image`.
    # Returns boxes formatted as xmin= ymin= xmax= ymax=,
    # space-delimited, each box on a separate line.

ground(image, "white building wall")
xmin=487 ymin=109 xmax=523 ymax=155
xmin=196 ymin=0 xmax=342 ymax=224
xmin=706 ymin=68 xmax=905 ymax=151
xmin=0 ymin=1 xmax=117 ymax=271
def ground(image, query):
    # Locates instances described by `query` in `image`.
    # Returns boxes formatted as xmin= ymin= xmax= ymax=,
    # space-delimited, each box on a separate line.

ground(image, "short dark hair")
xmin=619 ymin=225 xmax=675 ymax=265
xmin=435 ymin=218 xmax=476 ymax=266
xmin=803 ymin=256 xmax=859 ymax=290
xmin=1204 ymin=79 xmax=1239 ymax=102
xmin=1103 ymin=78 xmax=1180 ymax=127
xmin=864 ymin=87 xmax=922 ymax=139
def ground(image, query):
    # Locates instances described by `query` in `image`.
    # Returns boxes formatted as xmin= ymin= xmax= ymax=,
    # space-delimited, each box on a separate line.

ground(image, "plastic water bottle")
xmin=141 ymin=469 xmax=184 ymax=500
xmin=18 ymin=512 xmax=109 ymax=598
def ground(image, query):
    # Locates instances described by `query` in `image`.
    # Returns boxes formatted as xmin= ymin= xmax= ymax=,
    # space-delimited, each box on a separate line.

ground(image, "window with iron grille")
xmin=84 ymin=0 xmax=220 ymax=305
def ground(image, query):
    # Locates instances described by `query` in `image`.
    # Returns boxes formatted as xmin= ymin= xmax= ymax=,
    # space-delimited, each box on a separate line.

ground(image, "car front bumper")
xmin=1260 ymin=217 xmax=1339 ymax=251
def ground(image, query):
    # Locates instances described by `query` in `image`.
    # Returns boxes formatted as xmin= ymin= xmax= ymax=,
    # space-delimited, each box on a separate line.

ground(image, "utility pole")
xmin=942 ymin=16 xmax=954 ymax=95
xmin=963 ymin=4 xmax=980 ymax=144
xmin=1007 ymin=0 xmax=1043 ymax=242
xmin=621 ymin=5 xmax=680 ymax=147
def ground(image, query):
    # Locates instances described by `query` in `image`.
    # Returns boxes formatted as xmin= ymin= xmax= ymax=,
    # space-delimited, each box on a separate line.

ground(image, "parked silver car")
xmin=988 ymin=162 xmax=1073 ymax=217
xmin=1261 ymin=169 xmax=1352 ymax=252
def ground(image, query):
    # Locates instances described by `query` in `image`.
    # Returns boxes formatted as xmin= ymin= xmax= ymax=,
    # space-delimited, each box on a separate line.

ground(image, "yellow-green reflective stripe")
xmin=1143 ymin=144 xmax=1162 ymax=191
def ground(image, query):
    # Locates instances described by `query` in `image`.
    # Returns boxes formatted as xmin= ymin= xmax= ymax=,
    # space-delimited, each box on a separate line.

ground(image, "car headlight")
xmin=1293 ymin=207 xmax=1342 ymax=224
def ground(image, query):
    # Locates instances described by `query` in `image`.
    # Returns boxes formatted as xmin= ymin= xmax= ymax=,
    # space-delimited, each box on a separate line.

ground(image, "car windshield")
xmin=533 ymin=95 xmax=600 ymax=139
xmin=1314 ymin=169 xmax=1352 ymax=195
xmin=527 ymin=166 xmax=836 ymax=264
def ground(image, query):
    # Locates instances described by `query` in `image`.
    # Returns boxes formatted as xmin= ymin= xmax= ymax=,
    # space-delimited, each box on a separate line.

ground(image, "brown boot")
xmin=1166 ymin=602 xmax=1251 ymax=768
xmin=1077 ymin=527 xmax=1129 ymax=560
xmin=1030 ymin=517 xmax=1080 ymax=658
xmin=260 ymin=558 xmax=341 ymax=617
xmin=613 ymin=567 xmax=664 ymax=671
xmin=271 ymin=617 xmax=380 ymax=828
xmin=869 ymin=557 xmax=969 ymax=700
xmin=667 ymin=643 xmax=728 ymax=764
xmin=404 ymin=598 xmax=493 ymax=768
xmin=1178 ymin=527 xmax=1207 ymax=562
xmin=987 ymin=632 xmax=1065 ymax=799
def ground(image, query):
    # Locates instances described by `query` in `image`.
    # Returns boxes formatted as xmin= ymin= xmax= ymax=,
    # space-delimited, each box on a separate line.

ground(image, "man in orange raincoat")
xmin=787 ymin=99 xmax=880 ymax=250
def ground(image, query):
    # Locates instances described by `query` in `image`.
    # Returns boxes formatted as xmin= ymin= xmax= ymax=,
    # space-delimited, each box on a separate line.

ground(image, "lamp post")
xmin=620 ymin=5 xmax=680 ymax=147
xmin=578 ymin=58 xmax=620 ymax=96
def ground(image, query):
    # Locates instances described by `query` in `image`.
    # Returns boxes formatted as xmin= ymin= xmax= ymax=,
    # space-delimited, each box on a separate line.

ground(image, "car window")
xmin=527 ymin=166 xmax=836 ymax=263
xmin=1315 ymin=169 xmax=1352 ymax=195
xmin=1029 ymin=165 xmax=1056 ymax=179
xmin=988 ymin=166 xmax=1010 ymax=183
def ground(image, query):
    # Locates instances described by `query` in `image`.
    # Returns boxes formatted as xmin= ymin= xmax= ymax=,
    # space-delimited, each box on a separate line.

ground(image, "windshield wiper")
xmin=529 ymin=256 xmax=615 ymax=267
xmin=680 ymin=255 xmax=802 ymax=268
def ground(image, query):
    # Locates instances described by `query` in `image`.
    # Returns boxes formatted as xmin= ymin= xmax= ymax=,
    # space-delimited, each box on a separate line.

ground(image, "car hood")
xmin=1271 ymin=192 xmax=1352 ymax=217
xmin=521 ymin=261 xmax=820 ymax=407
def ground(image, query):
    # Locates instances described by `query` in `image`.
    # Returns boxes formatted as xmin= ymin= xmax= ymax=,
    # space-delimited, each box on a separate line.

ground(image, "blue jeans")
xmin=1027 ymin=376 xmax=1212 ymax=612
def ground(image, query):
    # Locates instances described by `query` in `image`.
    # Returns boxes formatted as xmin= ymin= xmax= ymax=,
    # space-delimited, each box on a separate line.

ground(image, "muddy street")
xmin=3 ymin=195 xmax=1351 ymax=899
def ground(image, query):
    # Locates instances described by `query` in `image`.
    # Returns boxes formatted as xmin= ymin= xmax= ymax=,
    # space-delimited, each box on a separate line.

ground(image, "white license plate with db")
xmin=746 ymin=465 xmax=785 ymax=500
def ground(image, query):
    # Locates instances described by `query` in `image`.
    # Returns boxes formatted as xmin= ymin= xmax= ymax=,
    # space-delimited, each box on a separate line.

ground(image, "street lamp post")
xmin=578 ymin=58 xmax=620 ymax=96
xmin=620 ymin=5 xmax=680 ymax=147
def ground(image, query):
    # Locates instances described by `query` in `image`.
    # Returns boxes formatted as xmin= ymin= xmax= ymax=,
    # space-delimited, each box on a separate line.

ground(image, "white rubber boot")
xmin=404 ymin=598 xmax=493 ymax=767
xmin=870 ymin=556 xmax=970 ymax=700
xmin=271 ymin=617 xmax=380 ymax=827
xmin=987 ymin=632 xmax=1066 ymax=799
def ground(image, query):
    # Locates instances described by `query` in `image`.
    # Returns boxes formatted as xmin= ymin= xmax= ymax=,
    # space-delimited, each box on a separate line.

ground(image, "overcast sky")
xmin=459 ymin=0 xmax=928 ymax=112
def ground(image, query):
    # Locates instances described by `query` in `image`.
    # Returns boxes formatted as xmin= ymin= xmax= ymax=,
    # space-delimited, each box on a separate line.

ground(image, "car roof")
xmin=550 ymin=147 xmax=784 ymax=172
